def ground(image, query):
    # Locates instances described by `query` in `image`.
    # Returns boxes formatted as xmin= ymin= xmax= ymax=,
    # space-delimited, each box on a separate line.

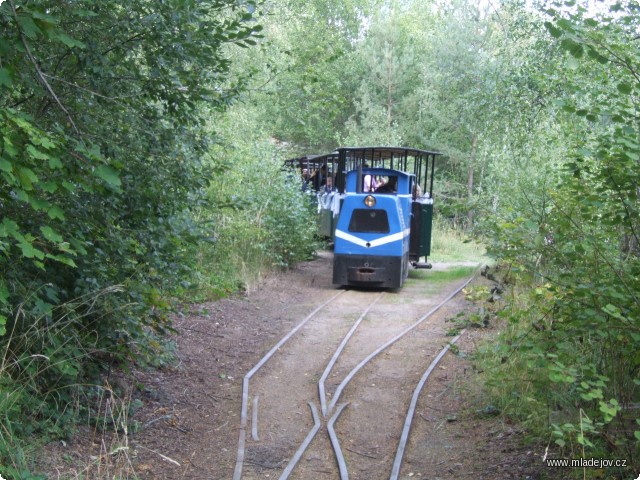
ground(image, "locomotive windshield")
xmin=348 ymin=209 xmax=390 ymax=233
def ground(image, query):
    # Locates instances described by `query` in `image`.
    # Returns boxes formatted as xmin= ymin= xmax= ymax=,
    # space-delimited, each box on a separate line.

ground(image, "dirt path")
xmin=38 ymin=252 xmax=547 ymax=480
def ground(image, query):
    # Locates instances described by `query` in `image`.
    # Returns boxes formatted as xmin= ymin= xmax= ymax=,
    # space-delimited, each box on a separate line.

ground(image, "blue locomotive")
xmin=286 ymin=146 xmax=439 ymax=289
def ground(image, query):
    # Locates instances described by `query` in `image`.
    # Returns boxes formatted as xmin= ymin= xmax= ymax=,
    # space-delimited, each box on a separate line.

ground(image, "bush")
xmin=0 ymin=0 xmax=262 ymax=474
xmin=194 ymin=141 xmax=319 ymax=296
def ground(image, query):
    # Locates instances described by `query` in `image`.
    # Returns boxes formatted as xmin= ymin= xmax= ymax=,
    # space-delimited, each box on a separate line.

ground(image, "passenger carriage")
xmin=284 ymin=151 xmax=341 ymax=238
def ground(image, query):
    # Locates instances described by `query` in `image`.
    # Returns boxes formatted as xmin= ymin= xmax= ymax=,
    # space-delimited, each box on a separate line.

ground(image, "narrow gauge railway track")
xmin=233 ymin=272 xmax=476 ymax=480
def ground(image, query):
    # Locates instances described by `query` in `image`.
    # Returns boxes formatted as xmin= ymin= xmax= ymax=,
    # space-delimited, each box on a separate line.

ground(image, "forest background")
xmin=0 ymin=0 xmax=638 ymax=477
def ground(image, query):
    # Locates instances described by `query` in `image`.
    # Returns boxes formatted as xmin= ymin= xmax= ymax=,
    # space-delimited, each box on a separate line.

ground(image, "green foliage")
xmin=196 ymin=159 xmax=319 ymax=295
xmin=443 ymin=1 xmax=640 ymax=470
xmin=0 ymin=0 xmax=263 ymax=474
xmin=191 ymin=104 xmax=319 ymax=297
xmin=340 ymin=91 xmax=404 ymax=147
xmin=233 ymin=0 xmax=386 ymax=151
xmin=340 ymin=1 xmax=426 ymax=146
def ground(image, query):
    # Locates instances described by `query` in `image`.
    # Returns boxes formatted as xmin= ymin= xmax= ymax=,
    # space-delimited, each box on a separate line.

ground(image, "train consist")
xmin=287 ymin=146 xmax=440 ymax=289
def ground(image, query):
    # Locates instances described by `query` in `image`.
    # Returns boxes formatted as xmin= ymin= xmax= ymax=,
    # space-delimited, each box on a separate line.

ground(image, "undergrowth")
xmin=472 ymin=264 xmax=639 ymax=479
xmin=192 ymin=142 xmax=319 ymax=299
xmin=0 ymin=288 xmax=149 ymax=479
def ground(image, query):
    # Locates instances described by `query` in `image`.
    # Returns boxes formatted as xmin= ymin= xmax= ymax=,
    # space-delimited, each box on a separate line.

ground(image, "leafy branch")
xmin=7 ymin=0 xmax=80 ymax=136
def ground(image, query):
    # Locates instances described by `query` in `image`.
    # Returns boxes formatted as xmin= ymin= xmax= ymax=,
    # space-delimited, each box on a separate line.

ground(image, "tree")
xmin=247 ymin=0 xmax=382 ymax=151
xmin=478 ymin=0 xmax=640 ymax=463
xmin=342 ymin=0 xmax=428 ymax=146
xmin=0 ymin=0 xmax=262 ymax=472
xmin=410 ymin=0 xmax=495 ymax=227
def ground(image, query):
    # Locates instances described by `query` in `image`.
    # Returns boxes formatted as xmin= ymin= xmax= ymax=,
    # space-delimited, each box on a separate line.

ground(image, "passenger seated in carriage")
xmin=375 ymin=176 xmax=397 ymax=194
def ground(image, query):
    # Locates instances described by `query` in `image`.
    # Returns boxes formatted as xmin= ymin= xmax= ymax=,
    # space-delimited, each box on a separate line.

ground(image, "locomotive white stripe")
xmin=335 ymin=228 xmax=410 ymax=248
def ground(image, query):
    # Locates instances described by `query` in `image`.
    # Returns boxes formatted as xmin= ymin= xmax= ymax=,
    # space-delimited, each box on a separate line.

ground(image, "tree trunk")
xmin=467 ymin=134 xmax=477 ymax=228
xmin=386 ymin=54 xmax=393 ymax=129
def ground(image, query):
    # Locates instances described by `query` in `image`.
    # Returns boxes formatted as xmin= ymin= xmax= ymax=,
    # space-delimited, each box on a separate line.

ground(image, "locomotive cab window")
xmin=375 ymin=175 xmax=398 ymax=194
xmin=348 ymin=209 xmax=390 ymax=233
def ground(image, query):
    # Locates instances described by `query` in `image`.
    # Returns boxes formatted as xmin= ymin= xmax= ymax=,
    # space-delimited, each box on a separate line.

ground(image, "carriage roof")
xmin=283 ymin=152 xmax=339 ymax=169
xmin=285 ymin=147 xmax=440 ymax=167
xmin=336 ymin=146 xmax=441 ymax=160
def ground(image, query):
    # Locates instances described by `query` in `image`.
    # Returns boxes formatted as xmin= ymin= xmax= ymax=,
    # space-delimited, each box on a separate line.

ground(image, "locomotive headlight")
xmin=364 ymin=195 xmax=376 ymax=208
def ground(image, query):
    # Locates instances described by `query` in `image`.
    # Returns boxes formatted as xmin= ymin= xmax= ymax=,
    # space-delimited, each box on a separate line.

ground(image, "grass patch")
xmin=430 ymin=219 xmax=488 ymax=263
xmin=408 ymin=265 xmax=478 ymax=282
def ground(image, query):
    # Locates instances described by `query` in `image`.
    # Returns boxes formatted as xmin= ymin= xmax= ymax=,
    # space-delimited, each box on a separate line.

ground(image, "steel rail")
xmin=327 ymin=403 xmax=350 ymax=480
xmin=234 ymin=270 xmax=478 ymax=480
xmin=389 ymin=329 xmax=465 ymax=480
xmin=232 ymin=289 xmax=345 ymax=480
xmin=319 ymin=291 xmax=385 ymax=417
xmin=274 ymin=291 xmax=385 ymax=479
xmin=328 ymin=274 xmax=476 ymax=413
xmin=251 ymin=396 xmax=259 ymax=441
xmin=278 ymin=402 xmax=322 ymax=480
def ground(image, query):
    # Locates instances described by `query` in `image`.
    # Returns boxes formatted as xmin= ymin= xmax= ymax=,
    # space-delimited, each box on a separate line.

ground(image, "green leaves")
xmin=544 ymin=21 xmax=563 ymax=38
xmin=561 ymin=38 xmax=584 ymax=58
xmin=50 ymin=32 xmax=86 ymax=49
xmin=47 ymin=205 xmax=65 ymax=221
xmin=0 ymin=68 xmax=13 ymax=89
xmin=598 ymin=399 xmax=620 ymax=423
xmin=548 ymin=363 xmax=577 ymax=384
xmin=473 ymin=0 xmax=640 ymax=465
xmin=40 ymin=226 xmax=64 ymax=244
xmin=94 ymin=165 xmax=122 ymax=188
xmin=18 ymin=238 xmax=44 ymax=260
xmin=26 ymin=144 xmax=50 ymax=161
xmin=16 ymin=11 xmax=43 ymax=39
xmin=0 ymin=2 xmax=264 ymax=471
xmin=617 ymin=82 xmax=632 ymax=94
xmin=16 ymin=166 xmax=38 ymax=190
